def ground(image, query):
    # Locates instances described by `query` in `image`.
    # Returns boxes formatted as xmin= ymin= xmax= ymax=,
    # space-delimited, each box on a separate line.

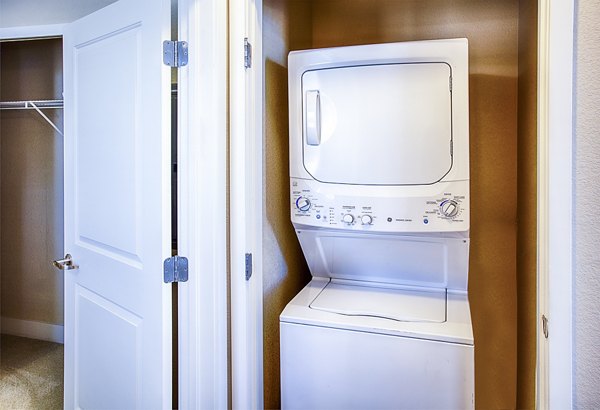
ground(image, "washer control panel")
xmin=291 ymin=178 xmax=469 ymax=232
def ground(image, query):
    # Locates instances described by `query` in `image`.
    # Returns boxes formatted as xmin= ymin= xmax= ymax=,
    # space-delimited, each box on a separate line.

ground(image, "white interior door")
xmin=62 ymin=0 xmax=172 ymax=408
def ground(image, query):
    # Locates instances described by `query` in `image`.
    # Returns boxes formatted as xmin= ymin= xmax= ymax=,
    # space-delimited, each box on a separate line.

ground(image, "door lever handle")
xmin=53 ymin=254 xmax=78 ymax=270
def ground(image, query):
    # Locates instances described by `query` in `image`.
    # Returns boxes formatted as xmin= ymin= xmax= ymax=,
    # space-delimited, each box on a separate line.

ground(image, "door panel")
xmin=76 ymin=25 xmax=141 ymax=263
xmin=76 ymin=286 xmax=141 ymax=409
xmin=63 ymin=0 xmax=171 ymax=408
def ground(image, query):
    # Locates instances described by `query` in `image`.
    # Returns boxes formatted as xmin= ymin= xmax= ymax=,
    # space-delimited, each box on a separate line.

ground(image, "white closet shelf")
xmin=0 ymin=99 xmax=63 ymax=110
xmin=0 ymin=99 xmax=64 ymax=136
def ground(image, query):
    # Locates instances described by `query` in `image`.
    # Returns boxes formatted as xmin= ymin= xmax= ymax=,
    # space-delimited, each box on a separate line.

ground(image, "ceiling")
xmin=0 ymin=0 xmax=118 ymax=28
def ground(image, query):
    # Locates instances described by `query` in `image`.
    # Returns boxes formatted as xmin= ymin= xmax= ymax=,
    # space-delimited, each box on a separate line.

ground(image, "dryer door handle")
xmin=305 ymin=90 xmax=321 ymax=146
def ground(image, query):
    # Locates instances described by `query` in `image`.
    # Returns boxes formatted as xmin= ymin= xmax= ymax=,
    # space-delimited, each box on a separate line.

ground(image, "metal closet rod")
xmin=0 ymin=99 xmax=63 ymax=110
xmin=0 ymin=99 xmax=64 ymax=136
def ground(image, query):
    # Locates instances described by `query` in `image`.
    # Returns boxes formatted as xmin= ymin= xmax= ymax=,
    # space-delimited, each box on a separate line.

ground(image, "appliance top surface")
xmin=310 ymin=281 xmax=447 ymax=323
xmin=281 ymin=278 xmax=473 ymax=345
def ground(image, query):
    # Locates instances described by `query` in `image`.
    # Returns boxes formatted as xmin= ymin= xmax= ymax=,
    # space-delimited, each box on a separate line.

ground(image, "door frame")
xmin=229 ymin=0 xmax=577 ymax=408
xmin=229 ymin=0 xmax=264 ymax=409
xmin=177 ymin=0 xmax=229 ymax=408
xmin=0 ymin=24 xmax=66 ymax=345
xmin=536 ymin=0 xmax=575 ymax=408
xmin=0 ymin=24 xmax=65 ymax=39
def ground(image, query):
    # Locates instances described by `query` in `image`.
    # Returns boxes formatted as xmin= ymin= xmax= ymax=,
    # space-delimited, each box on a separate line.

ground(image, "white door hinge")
xmin=163 ymin=40 xmax=189 ymax=68
xmin=244 ymin=38 xmax=252 ymax=69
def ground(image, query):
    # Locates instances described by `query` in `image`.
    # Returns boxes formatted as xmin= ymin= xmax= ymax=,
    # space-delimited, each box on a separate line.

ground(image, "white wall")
xmin=0 ymin=0 xmax=116 ymax=28
xmin=574 ymin=0 xmax=600 ymax=407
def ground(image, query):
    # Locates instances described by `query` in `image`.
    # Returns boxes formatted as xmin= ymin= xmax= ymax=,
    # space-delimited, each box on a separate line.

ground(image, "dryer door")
xmin=302 ymin=62 xmax=453 ymax=185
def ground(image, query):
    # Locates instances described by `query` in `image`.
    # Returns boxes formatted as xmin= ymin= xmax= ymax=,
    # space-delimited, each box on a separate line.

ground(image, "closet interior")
xmin=0 ymin=37 xmax=65 ymax=408
xmin=262 ymin=1 xmax=538 ymax=409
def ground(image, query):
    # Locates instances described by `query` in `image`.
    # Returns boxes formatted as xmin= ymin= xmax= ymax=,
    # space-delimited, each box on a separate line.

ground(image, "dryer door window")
xmin=302 ymin=62 xmax=453 ymax=185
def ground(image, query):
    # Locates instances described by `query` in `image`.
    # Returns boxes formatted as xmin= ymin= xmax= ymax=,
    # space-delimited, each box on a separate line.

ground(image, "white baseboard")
xmin=1 ymin=317 xmax=64 ymax=344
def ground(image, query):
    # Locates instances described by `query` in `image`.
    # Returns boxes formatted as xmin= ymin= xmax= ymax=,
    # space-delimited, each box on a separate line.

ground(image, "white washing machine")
xmin=280 ymin=39 xmax=473 ymax=410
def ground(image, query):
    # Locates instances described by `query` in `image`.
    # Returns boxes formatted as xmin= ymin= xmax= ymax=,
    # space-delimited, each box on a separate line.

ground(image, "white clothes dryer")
xmin=281 ymin=39 xmax=473 ymax=410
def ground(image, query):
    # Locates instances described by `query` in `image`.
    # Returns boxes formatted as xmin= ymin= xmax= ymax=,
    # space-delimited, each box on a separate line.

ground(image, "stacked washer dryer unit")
xmin=280 ymin=39 xmax=473 ymax=409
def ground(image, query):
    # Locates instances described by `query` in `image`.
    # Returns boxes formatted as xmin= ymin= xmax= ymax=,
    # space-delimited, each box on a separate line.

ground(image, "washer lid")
xmin=309 ymin=281 xmax=446 ymax=323
xmin=301 ymin=62 xmax=453 ymax=186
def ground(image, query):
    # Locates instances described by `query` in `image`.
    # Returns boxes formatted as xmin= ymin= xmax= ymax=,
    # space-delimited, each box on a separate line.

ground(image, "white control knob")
xmin=361 ymin=214 xmax=373 ymax=225
xmin=440 ymin=200 xmax=459 ymax=218
xmin=296 ymin=196 xmax=311 ymax=212
xmin=342 ymin=214 xmax=355 ymax=224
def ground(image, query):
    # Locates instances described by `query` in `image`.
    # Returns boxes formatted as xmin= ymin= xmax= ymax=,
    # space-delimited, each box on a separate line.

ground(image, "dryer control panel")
xmin=290 ymin=178 xmax=469 ymax=233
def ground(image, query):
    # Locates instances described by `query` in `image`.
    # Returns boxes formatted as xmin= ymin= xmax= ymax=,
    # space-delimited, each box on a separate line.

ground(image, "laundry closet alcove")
xmin=260 ymin=1 xmax=537 ymax=409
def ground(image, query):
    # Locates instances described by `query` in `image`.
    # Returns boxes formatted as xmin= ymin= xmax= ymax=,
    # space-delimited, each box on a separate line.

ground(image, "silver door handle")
xmin=53 ymin=254 xmax=78 ymax=270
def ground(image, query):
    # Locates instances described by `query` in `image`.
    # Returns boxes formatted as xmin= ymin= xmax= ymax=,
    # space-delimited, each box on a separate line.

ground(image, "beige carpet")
xmin=0 ymin=334 xmax=63 ymax=410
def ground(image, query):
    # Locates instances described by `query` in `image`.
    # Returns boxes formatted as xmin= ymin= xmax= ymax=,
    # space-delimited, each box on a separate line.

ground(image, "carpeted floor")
xmin=0 ymin=334 xmax=63 ymax=410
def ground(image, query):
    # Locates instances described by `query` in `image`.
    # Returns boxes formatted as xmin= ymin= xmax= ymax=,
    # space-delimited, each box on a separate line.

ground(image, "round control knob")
xmin=440 ymin=200 xmax=460 ymax=218
xmin=296 ymin=196 xmax=311 ymax=212
xmin=342 ymin=214 xmax=355 ymax=224
xmin=361 ymin=214 xmax=373 ymax=225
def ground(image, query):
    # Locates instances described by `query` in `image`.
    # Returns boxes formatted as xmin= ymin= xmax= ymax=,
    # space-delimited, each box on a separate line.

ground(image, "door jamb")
xmin=177 ymin=0 xmax=229 ymax=408
xmin=537 ymin=0 xmax=575 ymax=408
xmin=230 ymin=0 xmax=264 ymax=409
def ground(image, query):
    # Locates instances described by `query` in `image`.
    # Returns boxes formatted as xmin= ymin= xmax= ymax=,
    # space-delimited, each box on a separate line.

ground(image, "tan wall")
xmin=263 ymin=2 xmax=313 ymax=408
xmin=516 ymin=1 xmax=538 ymax=408
xmin=0 ymin=39 xmax=64 ymax=327
xmin=263 ymin=1 xmax=537 ymax=408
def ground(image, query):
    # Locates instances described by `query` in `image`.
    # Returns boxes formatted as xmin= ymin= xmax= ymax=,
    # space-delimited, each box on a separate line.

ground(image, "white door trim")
xmin=177 ymin=0 xmax=229 ymax=408
xmin=537 ymin=0 xmax=575 ymax=408
xmin=230 ymin=0 xmax=264 ymax=408
xmin=0 ymin=24 xmax=64 ymax=40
